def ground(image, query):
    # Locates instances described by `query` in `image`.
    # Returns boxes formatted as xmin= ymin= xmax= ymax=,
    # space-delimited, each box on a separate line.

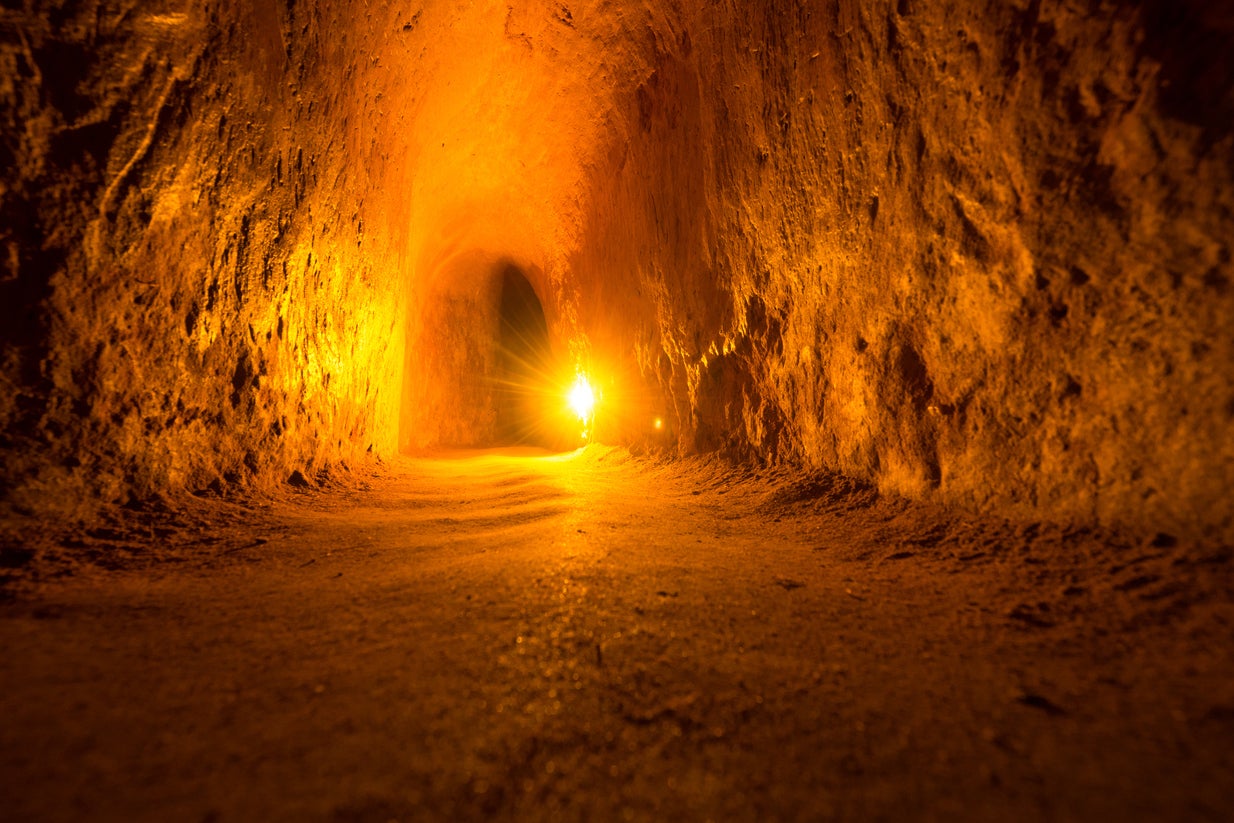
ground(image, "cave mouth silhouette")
xmin=494 ymin=264 xmax=556 ymax=448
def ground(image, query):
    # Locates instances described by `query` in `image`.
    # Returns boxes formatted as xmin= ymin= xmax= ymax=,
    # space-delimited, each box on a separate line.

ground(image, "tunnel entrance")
xmin=495 ymin=265 xmax=554 ymax=448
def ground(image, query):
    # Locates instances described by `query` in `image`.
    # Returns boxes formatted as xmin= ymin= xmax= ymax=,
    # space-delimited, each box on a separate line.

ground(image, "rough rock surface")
xmin=1 ymin=2 xmax=406 ymax=517
xmin=3 ymin=1 xmax=1232 ymax=539
xmin=568 ymin=0 xmax=1234 ymax=539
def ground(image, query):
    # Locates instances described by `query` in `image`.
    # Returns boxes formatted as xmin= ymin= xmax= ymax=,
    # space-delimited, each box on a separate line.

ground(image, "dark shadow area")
xmin=495 ymin=264 xmax=556 ymax=448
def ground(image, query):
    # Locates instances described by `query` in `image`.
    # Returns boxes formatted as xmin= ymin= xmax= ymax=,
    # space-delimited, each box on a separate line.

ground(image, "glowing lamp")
xmin=568 ymin=375 xmax=595 ymax=423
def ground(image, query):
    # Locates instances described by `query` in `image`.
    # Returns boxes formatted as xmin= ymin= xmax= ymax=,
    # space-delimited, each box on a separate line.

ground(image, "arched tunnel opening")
xmin=494 ymin=264 xmax=557 ymax=448
xmin=1 ymin=1 xmax=1233 ymax=819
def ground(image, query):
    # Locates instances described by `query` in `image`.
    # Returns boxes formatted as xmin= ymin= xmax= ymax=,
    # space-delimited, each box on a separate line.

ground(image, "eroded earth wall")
xmin=1 ymin=1 xmax=408 ymax=517
xmin=569 ymin=0 xmax=1234 ymax=539
xmin=3 ymin=0 xmax=1232 ymax=540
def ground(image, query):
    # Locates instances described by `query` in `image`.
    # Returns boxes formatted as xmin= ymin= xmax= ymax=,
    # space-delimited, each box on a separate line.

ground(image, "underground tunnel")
xmin=1 ymin=0 xmax=1233 ymax=819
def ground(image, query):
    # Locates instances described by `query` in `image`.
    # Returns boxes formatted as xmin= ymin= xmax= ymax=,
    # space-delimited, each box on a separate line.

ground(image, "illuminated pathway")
xmin=2 ymin=449 xmax=1232 ymax=821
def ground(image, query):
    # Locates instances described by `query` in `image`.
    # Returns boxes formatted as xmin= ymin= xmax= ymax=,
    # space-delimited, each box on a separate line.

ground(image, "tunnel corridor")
xmin=2 ymin=0 xmax=1234 ymax=819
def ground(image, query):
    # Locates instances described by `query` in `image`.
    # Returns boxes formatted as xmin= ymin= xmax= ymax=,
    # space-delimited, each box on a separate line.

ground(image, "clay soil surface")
xmin=2 ymin=447 xmax=1233 ymax=821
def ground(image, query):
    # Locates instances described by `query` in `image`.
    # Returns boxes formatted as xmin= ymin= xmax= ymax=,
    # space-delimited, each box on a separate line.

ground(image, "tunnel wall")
xmin=0 ymin=1 xmax=406 ymax=517
xmin=569 ymin=0 xmax=1234 ymax=539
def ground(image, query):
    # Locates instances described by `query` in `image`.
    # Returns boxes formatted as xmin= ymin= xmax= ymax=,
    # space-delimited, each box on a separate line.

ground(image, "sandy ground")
xmin=1 ymin=446 xmax=1232 ymax=821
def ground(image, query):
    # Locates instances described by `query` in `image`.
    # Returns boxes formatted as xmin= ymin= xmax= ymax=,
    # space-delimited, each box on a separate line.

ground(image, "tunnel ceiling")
xmin=1 ymin=0 xmax=1232 ymax=540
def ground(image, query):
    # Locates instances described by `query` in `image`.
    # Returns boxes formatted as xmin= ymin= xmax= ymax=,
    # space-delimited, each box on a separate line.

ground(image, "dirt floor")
xmin=1 ymin=446 xmax=1232 ymax=821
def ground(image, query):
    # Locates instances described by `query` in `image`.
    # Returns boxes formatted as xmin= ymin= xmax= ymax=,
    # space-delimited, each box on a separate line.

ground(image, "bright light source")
xmin=653 ymin=417 xmax=663 ymax=431
xmin=567 ymin=374 xmax=595 ymax=423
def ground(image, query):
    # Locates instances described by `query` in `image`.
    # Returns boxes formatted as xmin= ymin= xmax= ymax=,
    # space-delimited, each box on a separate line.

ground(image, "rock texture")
xmin=1 ymin=2 xmax=406 ymax=516
xmin=568 ymin=0 xmax=1234 ymax=540
xmin=2 ymin=0 xmax=1232 ymax=539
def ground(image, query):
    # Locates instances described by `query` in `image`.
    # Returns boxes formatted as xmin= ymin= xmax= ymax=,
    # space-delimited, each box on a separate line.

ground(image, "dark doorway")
xmin=495 ymin=265 xmax=554 ymax=447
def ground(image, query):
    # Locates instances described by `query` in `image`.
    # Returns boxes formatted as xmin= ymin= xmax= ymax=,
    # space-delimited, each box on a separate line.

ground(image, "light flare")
xmin=568 ymin=374 xmax=595 ymax=423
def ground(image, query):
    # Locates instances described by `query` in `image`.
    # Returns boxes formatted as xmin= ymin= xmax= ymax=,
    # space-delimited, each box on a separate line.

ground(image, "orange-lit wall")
xmin=1 ymin=1 xmax=409 ymax=512
xmin=567 ymin=0 xmax=1234 ymax=539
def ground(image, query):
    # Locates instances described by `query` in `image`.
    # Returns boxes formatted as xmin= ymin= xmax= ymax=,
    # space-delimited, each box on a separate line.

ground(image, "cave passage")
xmin=494 ymin=265 xmax=558 ymax=449
xmin=2 ymin=0 xmax=1233 ymax=820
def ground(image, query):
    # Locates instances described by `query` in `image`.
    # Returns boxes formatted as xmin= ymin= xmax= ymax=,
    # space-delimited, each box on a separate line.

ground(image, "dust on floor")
xmin=1 ymin=446 xmax=1232 ymax=821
